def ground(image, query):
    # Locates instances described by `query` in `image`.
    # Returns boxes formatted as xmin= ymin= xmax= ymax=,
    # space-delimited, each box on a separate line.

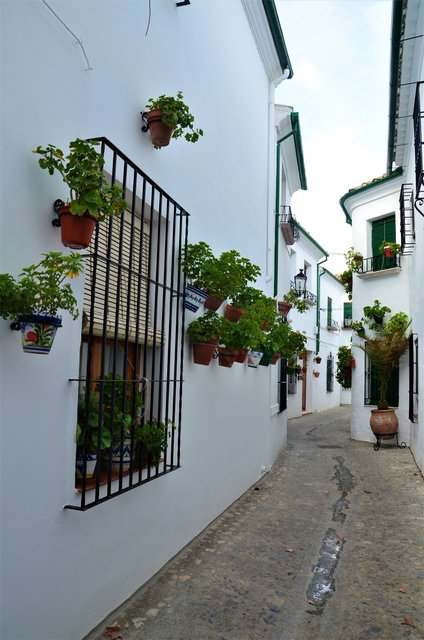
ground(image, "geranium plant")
xmin=144 ymin=91 xmax=203 ymax=148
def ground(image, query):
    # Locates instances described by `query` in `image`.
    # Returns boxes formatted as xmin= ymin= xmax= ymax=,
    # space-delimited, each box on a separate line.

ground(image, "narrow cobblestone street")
xmin=85 ymin=407 xmax=424 ymax=640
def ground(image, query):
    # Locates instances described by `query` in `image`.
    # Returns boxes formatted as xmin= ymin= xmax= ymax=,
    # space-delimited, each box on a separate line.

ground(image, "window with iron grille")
xmin=364 ymin=352 xmax=399 ymax=407
xmin=66 ymin=138 xmax=188 ymax=511
xmin=371 ymin=215 xmax=397 ymax=271
xmin=327 ymin=297 xmax=332 ymax=327
xmin=413 ymin=82 xmax=423 ymax=198
xmin=409 ymin=334 xmax=418 ymax=423
xmin=343 ymin=302 xmax=352 ymax=328
xmin=326 ymin=354 xmax=334 ymax=392
xmin=279 ymin=358 xmax=288 ymax=411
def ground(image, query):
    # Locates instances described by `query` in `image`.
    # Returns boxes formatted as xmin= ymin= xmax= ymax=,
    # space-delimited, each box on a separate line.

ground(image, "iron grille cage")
xmin=413 ymin=82 xmax=424 ymax=200
xmin=279 ymin=358 xmax=288 ymax=411
xmin=400 ymin=183 xmax=415 ymax=254
xmin=65 ymin=138 xmax=188 ymax=511
xmin=326 ymin=354 xmax=334 ymax=392
xmin=409 ymin=334 xmax=418 ymax=423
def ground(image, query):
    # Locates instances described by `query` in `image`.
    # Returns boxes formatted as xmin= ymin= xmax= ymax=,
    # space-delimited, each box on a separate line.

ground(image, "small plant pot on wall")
xmin=204 ymin=295 xmax=224 ymax=312
xmin=313 ymin=370 xmax=320 ymax=378
xmin=224 ymin=304 xmax=245 ymax=323
xmin=247 ymin=350 xmax=263 ymax=368
xmin=278 ymin=301 xmax=292 ymax=318
xmin=55 ymin=202 xmax=97 ymax=250
xmin=192 ymin=340 xmax=218 ymax=365
xmin=144 ymin=110 xmax=173 ymax=148
xmin=184 ymin=283 xmax=209 ymax=313
xmin=234 ymin=348 xmax=249 ymax=364
xmin=218 ymin=347 xmax=236 ymax=368
xmin=18 ymin=314 xmax=62 ymax=354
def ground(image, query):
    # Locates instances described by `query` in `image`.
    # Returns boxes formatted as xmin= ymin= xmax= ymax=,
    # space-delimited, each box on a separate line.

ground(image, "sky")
xmin=274 ymin=0 xmax=393 ymax=275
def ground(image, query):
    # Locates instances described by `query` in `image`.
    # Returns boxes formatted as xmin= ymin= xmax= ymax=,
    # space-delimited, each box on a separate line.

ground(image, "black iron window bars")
xmin=65 ymin=138 xmax=188 ymax=511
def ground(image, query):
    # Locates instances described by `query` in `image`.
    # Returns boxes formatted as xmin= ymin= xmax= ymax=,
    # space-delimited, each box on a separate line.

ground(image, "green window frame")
xmin=327 ymin=297 xmax=332 ymax=327
xmin=343 ymin=302 xmax=352 ymax=328
xmin=372 ymin=215 xmax=397 ymax=271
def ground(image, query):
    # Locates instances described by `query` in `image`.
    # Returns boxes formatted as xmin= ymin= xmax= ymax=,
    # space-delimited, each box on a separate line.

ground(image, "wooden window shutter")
xmin=83 ymin=211 xmax=161 ymax=346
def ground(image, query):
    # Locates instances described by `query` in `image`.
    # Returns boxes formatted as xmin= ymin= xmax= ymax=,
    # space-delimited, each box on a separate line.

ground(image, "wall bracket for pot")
xmin=140 ymin=112 xmax=149 ymax=133
xmin=52 ymin=199 xmax=64 ymax=227
xmin=10 ymin=322 xmax=20 ymax=331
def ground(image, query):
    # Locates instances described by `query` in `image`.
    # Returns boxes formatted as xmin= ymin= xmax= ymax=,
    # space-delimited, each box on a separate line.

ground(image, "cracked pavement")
xmin=85 ymin=406 xmax=424 ymax=640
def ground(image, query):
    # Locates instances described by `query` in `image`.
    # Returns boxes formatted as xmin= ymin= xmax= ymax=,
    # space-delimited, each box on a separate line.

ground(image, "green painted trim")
xmin=321 ymin=267 xmax=346 ymax=288
xmin=290 ymin=113 xmax=307 ymax=190
xmin=387 ymin=0 xmax=405 ymax=173
xmin=294 ymin=219 xmax=329 ymax=257
xmin=339 ymin=167 xmax=403 ymax=225
xmin=262 ymin=0 xmax=294 ymax=79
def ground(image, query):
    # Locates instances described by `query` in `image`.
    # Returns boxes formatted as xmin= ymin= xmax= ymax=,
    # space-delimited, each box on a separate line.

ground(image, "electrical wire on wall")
xmin=41 ymin=0 xmax=93 ymax=71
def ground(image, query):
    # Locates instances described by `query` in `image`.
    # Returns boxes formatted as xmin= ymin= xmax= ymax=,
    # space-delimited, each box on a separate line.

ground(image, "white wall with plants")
xmin=0 ymin=2 xmax=299 ymax=639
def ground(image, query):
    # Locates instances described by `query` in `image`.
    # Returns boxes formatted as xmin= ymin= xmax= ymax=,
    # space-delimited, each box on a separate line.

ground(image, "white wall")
xmin=0 ymin=2 xmax=290 ymax=638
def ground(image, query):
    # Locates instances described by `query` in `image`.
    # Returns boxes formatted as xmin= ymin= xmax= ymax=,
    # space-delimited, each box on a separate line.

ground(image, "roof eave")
xmin=386 ymin=0 xmax=405 ymax=173
xmin=339 ymin=167 xmax=403 ymax=225
xmin=262 ymin=0 xmax=294 ymax=80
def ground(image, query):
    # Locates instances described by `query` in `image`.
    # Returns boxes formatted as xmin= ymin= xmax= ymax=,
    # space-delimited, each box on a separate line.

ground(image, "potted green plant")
xmin=281 ymin=288 xmax=308 ymax=313
xmin=75 ymin=393 xmax=112 ymax=479
xmin=181 ymin=242 xmax=215 ymax=311
xmin=345 ymin=247 xmax=363 ymax=270
xmin=355 ymin=308 xmax=410 ymax=442
xmin=351 ymin=320 xmax=366 ymax=338
xmin=33 ymin=139 xmax=127 ymax=249
xmin=379 ymin=240 xmax=401 ymax=257
xmin=363 ymin=299 xmax=391 ymax=327
xmin=212 ymin=252 xmax=260 ymax=321
xmin=142 ymin=91 xmax=203 ymax=148
xmin=335 ymin=345 xmax=353 ymax=389
xmin=218 ymin=316 xmax=264 ymax=365
xmin=0 ymin=251 xmax=83 ymax=354
xmin=257 ymin=321 xmax=307 ymax=366
xmin=187 ymin=311 xmax=222 ymax=365
xmin=97 ymin=373 xmax=144 ymax=468
xmin=234 ymin=288 xmax=277 ymax=330
xmin=138 ymin=418 xmax=174 ymax=466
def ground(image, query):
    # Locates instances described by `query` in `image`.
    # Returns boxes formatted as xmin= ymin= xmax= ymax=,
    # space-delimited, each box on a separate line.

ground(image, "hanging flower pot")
xmin=383 ymin=246 xmax=393 ymax=257
xmin=278 ymin=301 xmax=293 ymax=317
xmin=19 ymin=314 xmax=62 ymax=354
xmin=58 ymin=204 xmax=97 ymax=250
xmin=192 ymin=340 xmax=218 ymax=365
xmin=184 ymin=283 xmax=208 ymax=312
xmin=224 ymin=304 xmax=245 ymax=323
xmin=297 ymin=373 xmax=305 ymax=380
xmin=247 ymin=350 xmax=263 ymax=368
xmin=259 ymin=351 xmax=273 ymax=366
xmin=234 ymin=348 xmax=249 ymax=364
xmin=218 ymin=347 xmax=236 ymax=368
xmin=270 ymin=352 xmax=281 ymax=365
xmin=75 ymin=453 xmax=97 ymax=479
xmin=145 ymin=110 xmax=173 ymax=148
xmin=204 ymin=295 xmax=224 ymax=311
xmin=313 ymin=370 xmax=320 ymax=378
xmin=314 ymin=356 xmax=322 ymax=364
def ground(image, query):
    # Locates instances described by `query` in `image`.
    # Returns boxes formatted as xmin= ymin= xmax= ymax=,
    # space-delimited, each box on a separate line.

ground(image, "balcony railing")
xmin=400 ymin=183 xmax=415 ymax=255
xmin=413 ymin=82 xmax=424 ymax=209
xmin=280 ymin=205 xmax=300 ymax=245
xmin=290 ymin=281 xmax=316 ymax=305
xmin=359 ymin=254 xmax=401 ymax=274
xmin=327 ymin=319 xmax=339 ymax=332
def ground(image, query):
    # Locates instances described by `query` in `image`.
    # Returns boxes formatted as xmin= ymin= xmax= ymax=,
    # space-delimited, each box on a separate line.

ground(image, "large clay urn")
xmin=369 ymin=408 xmax=398 ymax=439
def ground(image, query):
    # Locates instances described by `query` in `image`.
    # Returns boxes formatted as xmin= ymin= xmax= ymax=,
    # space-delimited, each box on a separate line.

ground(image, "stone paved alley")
xmin=85 ymin=407 xmax=424 ymax=640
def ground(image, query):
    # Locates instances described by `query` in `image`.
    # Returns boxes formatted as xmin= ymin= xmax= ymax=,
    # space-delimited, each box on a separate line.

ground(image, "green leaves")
xmin=33 ymin=139 xmax=127 ymax=221
xmin=0 ymin=251 xmax=83 ymax=321
xmin=145 ymin=91 xmax=203 ymax=146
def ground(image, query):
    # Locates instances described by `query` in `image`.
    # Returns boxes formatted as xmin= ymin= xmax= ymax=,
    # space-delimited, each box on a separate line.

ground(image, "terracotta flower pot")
xmin=218 ymin=347 xmax=236 ymax=368
xmin=270 ymin=353 xmax=281 ymax=365
xmin=146 ymin=110 xmax=173 ymax=147
xmin=224 ymin=304 xmax=245 ymax=323
xmin=192 ymin=340 xmax=218 ymax=365
xmin=278 ymin=301 xmax=292 ymax=317
xmin=234 ymin=348 xmax=249 ymax=364
xmin=369 ymin=408 xmax=398 ymax=439
xmin=204 ymin=295 xmax=224 ymax=311
xmin=58 ymin=204 xmax=97 ymax=250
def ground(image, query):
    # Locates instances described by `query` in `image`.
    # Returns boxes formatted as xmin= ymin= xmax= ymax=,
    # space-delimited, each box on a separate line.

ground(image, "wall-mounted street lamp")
xmin=294 ymin=268 xmax=307 ymax=297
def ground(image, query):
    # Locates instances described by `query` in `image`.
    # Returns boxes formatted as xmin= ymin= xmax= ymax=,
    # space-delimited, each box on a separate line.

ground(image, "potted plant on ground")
xmin=187 ymin=310 xmax=222 ymax=365
xmin=355 ymin=308 xmax=410 ymax=443
xmin=379 ymin=240 xmax=401 ymax=257
xmin=33 ymin=139 xmax=127 ymax=249
xmin=142 ymin=91 xmax=203 ymax=149
xmin=181 ymin=242 xmax=215 ymax=311
xmin=0 ymin=251 xmax=83 ymax=354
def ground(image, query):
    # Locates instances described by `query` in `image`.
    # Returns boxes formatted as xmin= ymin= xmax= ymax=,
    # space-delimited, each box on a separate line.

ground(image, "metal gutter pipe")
xmin=316 ymin=255 xmax=328 ymax=354
xmin=273 ymin=129 xmax=295 ymax=297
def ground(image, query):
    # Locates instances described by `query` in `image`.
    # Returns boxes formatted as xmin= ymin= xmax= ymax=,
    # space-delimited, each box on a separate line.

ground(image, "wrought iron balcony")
xmin=290 ymin=281 xmax=316 ymax=305
xmin=359 ymin=254 xmax=401 ymax=274
xmin=413 ymin=82 xmax=424 ymax=216
xmin=280 ymin=205 xmax=299 ymax=245
xmin=327 ymin=319 xmax=339 ymax=332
